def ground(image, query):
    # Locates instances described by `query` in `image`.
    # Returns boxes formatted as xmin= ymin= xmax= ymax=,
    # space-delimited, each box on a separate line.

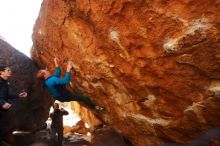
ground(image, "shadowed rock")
xmin=0 ymin=38 xmax=52 ymax=134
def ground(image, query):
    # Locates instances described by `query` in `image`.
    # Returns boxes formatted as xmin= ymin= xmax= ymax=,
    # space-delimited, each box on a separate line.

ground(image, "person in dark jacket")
xmin=0 ymin=66 xmax=27 ymax=145
xmin=36 ymin=58 xmax=104 ymax=111
xmin=50 ymin=103 xmax=68 ymax=146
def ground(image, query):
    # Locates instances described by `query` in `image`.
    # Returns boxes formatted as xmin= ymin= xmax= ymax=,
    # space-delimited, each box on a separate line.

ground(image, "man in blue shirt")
xmin=36 ymin=58 xmax=104 ymax=111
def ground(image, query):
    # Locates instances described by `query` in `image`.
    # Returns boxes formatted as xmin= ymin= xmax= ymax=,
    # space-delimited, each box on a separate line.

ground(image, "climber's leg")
xmin=56 ymin=88 xmax=105 ymax=111
xmin=59 ymin=90 xmax=105 ymax=111
xmin=70 ymin=92 xmax=105 ymax=111
xmin=71 ymin=92 xmax=96 ymax=109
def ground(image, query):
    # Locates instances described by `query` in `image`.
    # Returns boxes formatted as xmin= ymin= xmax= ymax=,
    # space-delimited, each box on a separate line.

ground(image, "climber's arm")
xmin=52 ymin=58 xmax=61 ymax=77
xmin=51 ymin=72 xmax=71 ymax=85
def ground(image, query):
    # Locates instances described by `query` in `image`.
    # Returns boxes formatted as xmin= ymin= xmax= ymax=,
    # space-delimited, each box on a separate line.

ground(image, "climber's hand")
xmin=54 ymin=57 xmax=59 ymax=67
xmin=67 ymin=61 xmax=73 ymax=72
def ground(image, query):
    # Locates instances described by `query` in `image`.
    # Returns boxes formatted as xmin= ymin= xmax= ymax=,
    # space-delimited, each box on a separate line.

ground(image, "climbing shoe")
xmin=95 ymin=106 xmax=105 ymax=111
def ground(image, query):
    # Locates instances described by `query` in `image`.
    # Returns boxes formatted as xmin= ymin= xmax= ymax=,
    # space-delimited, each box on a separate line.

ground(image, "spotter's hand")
xmin=19 ymin=92 xmax=28 ymax=98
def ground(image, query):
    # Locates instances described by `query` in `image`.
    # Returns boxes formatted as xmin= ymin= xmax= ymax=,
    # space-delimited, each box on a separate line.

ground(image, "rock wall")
xmin=32 ymin=0 xmax=220 ymax=145
xmin=71 ymin=102 xmax=103 ymax=127
xmin=0 ymin=38 xmax=51 ymax=132
xmin=91 ymin=126 xmax=128 ymax=146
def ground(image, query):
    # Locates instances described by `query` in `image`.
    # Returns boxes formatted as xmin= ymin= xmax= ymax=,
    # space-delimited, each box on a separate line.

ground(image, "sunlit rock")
xmin=91 ymin=126 xmax=128 ymax=146
xmin=32 ymin=0 xmax=220 ymax=145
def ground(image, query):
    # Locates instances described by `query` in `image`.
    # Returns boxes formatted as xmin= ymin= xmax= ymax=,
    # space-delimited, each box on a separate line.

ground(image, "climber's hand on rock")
xmin=54 ymin=57 xmax=59 ymax=67
xmin=67 ymin=61 xmax=73 ymax=72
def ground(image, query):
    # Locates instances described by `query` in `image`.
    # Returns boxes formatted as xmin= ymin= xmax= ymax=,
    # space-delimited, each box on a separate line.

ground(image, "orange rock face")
xmin=32 ymin=0 xmax=220 ymax=145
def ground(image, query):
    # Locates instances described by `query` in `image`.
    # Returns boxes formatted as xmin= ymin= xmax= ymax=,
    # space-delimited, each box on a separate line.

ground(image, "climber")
xmin=0 ymin=66 xmax=28 ymax=145
xmin=36 ymin=58 xmax=104 ymax=111
xmin=50 ymin=103 xmax=68 ymax=146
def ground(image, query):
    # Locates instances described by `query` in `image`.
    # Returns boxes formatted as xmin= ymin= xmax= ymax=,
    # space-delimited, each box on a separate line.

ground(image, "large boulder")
xmin=0 ymin=38 xmax=52 ymax=132
xmin=32 ymin=0 xmax=220 ymax=145
xmin=91 ymin=126 xmax=128 ymax=146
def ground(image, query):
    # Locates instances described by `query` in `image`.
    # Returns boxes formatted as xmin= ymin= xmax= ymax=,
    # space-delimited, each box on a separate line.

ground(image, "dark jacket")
xmin=0 ymin=77 xmax=18 ymax=111
xmin=50 ymin=109 xmax=69 ymax=129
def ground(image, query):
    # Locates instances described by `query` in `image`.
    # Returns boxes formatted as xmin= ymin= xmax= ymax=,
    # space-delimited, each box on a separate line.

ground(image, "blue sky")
xmin=0 ymin=0 xmax=43 ymax=56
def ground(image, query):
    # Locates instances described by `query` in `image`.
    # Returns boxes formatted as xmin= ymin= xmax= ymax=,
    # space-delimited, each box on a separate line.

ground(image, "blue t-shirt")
xmin=44 ymin=67 xmax=71 ymax=98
